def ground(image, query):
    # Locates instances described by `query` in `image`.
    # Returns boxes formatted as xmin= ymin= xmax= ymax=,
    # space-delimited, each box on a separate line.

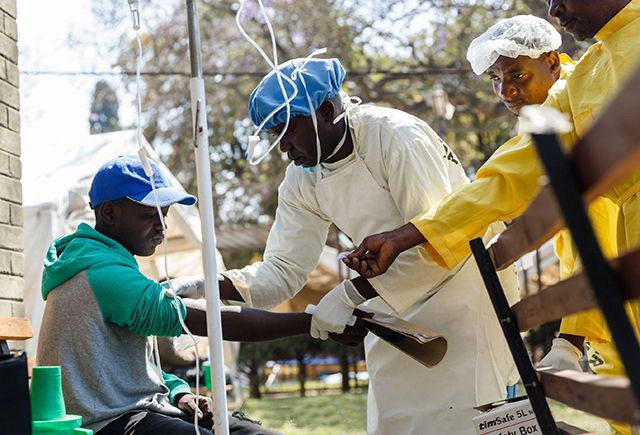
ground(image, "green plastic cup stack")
xmin=30 ymin=366 xmax=92 ymax=435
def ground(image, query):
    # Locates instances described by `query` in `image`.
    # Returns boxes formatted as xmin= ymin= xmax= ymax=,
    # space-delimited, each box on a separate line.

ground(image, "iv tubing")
xmin=129 ymin=2 xmax=205 ymax=433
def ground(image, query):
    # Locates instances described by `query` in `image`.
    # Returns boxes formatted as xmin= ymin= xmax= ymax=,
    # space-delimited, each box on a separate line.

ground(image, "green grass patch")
xmin=549 ymin=401 xmax=612 ymax=434
xmin=240 ymin=392 xmax=367 ymax=435
xmin=239 ymin=391 xmax=614 ymax=434
xmin=260 ymin=380 xmax=368 ymax=395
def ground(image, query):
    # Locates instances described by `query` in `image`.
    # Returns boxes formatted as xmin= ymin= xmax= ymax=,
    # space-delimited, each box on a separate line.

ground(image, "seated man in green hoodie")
xmin=37 ymin=156 xmax=366 ymax=435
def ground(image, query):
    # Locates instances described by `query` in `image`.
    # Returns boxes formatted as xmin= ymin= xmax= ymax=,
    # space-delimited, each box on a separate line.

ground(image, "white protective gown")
xmin=224 ymin=104 xmax=520 ymax=434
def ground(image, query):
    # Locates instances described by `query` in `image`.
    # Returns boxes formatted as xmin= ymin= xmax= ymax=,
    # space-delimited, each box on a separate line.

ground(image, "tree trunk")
xmin=297 ymin=356 xmax=307 ymax=398
xmin=248 ymin=360 xmax=262 ymax=399
xmin=351 ymin=351 xmax=359 ymax=390
xmin=340 ymin=349 xmax=350 ymax=393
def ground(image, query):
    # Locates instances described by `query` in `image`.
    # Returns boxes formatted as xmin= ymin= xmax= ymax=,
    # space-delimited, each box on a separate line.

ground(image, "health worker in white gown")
xmin=217 ymin=57 xmax=520 ymax=435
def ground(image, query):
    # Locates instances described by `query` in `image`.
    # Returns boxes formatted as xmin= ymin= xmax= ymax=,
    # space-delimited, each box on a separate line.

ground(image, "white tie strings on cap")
xmin=236 ymin=0 xmax=346 ymax=169
xmin=236 ymin=0 xmax=300 ymax=165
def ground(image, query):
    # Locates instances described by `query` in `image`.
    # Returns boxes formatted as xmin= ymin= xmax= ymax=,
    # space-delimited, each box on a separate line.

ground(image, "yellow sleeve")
xmin=558 ymin=196 xmax=619 ymax=342
xmin=410 ymin=133 xmax=543 ymax=269
xmin=409 ymin=79 xmax=578 ymax=270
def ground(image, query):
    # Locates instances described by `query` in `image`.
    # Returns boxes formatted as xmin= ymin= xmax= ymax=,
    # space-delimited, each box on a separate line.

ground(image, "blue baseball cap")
xmin=89 ymin=156 xmax=197 ymax=209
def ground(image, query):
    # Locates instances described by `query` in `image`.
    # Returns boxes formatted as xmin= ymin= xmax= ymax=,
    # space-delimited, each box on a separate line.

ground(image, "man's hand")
xmin=176 ymin=393 xmax=213 ymax=428
xmin=343 ymin=223 xmax=426 ymax=278
xmin=329 ymin=318 xmax=369 ymax=346
xmin=311 ymin=281 xmax=363 ymax=340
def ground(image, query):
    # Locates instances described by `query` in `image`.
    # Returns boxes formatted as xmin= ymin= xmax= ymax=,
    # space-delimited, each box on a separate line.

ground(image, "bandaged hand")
xmin=311 ymin=281 xmax=365 ymax=340
xmin=163 ymin=275 xmax=205 ymax=299
xmin=537 ymin=338 xmax=583 ymax=371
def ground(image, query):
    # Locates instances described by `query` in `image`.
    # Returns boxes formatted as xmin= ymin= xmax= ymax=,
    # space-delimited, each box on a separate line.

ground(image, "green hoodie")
xmin=43 ymin=222 xmax=186 ymax=337
xmin=38 ymin=223 xmax=191 ymax=431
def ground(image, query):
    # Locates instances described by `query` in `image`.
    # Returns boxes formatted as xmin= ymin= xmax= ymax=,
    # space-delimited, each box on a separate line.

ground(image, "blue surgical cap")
xmin=248 ymin=58 xmax=346 ymax=130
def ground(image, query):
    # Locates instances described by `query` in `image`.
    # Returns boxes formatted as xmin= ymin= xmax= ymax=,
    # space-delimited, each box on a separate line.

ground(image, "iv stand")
xmin=185 ymin=1 xmax=230 ymax=434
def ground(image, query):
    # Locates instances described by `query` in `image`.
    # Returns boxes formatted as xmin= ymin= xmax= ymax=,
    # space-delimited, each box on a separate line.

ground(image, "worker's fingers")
xmin=368 ymin=262 xmax=382 ymax=277
xmin=341 ymin=256 xmax=354 ymax=268
xmin=347 ymin=242 xmax=369 ymax=260
xmin=350 ymin=256 xmax=368 ymax=277
xmin=357 ymin=259 xmax=371 ymax=276
xmin=310 ymin=322 xmax=330 ymax=340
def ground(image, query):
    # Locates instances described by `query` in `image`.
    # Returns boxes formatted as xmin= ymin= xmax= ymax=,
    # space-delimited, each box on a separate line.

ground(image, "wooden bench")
xmin=0 ymin=315 xmax=34 ymax=375
xmin=469 ymin=63 xmax=640 ymax=434
xmin=0 ymin=315 xmax=34 ymax=352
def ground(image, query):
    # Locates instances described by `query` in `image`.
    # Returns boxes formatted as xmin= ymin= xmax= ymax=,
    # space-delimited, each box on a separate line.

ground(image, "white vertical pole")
xmin=185 ymin=1 xmax=230 ymax=434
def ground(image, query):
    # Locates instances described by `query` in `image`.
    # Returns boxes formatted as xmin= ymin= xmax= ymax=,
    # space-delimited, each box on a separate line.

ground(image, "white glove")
xmin=162 ymin=275 xmax=205 ymax=299
xmin=310 ymin=281 xmax=364 ymax=340
xmin=537 ymin=338 xmax=583 ymax=371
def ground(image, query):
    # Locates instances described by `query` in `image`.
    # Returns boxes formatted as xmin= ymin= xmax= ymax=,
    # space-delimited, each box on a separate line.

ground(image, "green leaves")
xmin=98 ymin=0 xmax=580 ymax=225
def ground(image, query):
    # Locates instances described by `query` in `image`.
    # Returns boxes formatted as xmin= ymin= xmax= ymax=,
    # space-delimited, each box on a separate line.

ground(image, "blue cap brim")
xmin=127 ymin=187 xmax=197 ymax=207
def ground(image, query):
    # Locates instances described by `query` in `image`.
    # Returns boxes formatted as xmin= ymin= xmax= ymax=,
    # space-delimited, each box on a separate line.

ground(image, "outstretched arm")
xmin=182 ymin=298 xmax=366 ymax=345
xmin=218 ymin=170 xmax=332 ymax=309
xmin=343 ymin=223 xmax=426 ymax=278
xmin=345 ymin=133 xmax=543 ymax=277
xmin=345 ymin=87 xmax=577 ymax=279
xmin=183 ymin=298 xmax=309 ymax=341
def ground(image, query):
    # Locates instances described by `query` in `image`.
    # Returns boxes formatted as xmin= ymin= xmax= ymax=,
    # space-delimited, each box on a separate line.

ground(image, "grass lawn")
xmin=239 ymin=392 xmax=614 ymax=435
xmin=240 ymin=391 xmax=367 ymax=435
xmin=259 ymin=380 xmax=368 ymax=395
xmin=549 ymin=401 xmax=612 ymax=434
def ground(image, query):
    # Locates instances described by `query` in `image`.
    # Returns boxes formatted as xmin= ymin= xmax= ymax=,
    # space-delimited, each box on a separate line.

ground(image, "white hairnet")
xmin=466 ymin=15 xmax=562 ymax=75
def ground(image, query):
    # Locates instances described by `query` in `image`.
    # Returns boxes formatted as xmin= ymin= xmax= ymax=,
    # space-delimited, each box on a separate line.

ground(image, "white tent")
xmin=21 ymin=129 xmax=233 ymax=368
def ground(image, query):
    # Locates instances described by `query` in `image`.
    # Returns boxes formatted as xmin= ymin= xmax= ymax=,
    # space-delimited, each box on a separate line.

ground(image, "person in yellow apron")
xmin=216 ymin=57 xmax=520 ymax=434
xmin=466 ymin=13 xmax=622 ymax=380
xmin=344 ymin=2 xmax=640 ymax=433
xmin=467 ymin=14 xmax=600 ymax=372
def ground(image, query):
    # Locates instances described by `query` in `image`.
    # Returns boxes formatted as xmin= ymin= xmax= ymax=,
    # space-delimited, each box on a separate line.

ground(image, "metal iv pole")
xmin=186 ymin=1 xmax=230 ymax=433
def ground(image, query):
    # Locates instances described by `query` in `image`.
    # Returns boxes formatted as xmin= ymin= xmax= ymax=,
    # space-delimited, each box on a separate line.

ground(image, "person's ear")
xmin=97 ymin=201 xmax=119 ymax=227
xmin=318 ymin=99 xmax=337 ymax=124
xmin=547 ymin=51 xmax=561 ymax=76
